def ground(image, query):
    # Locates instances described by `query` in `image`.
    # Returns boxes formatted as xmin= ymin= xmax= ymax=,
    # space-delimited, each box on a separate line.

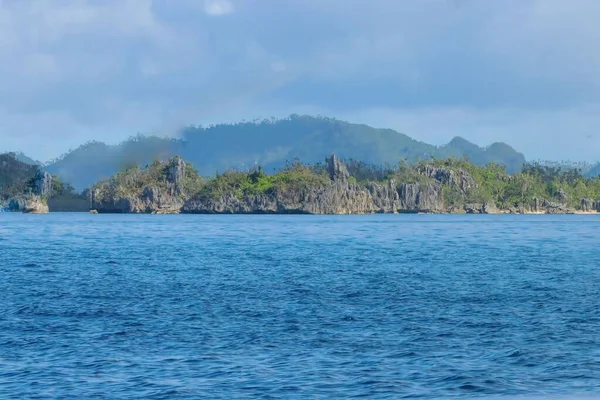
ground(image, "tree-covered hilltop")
xmin=43 ymin=115 xmax=525 ymax=190
xmin=0 ymin=152 xmax=41 ymax=198
xmin=1 ymin=152 xmax=88 ymax=212
xmin=90 ymin=155 xmax=600 ymax=214
xmin=46 ymin=136 xmax=182 ymax=191
xmin=90 ymin=157 xmax=203 ymax=213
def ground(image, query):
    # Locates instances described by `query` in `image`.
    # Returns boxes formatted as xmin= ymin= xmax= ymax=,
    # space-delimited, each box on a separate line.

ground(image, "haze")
xmin=1 ymin=0 xmax=599 ymax=162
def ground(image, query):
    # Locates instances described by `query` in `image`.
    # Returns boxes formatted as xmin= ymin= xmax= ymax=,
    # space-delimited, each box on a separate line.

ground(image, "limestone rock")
xmin=22 ymin=197 xmax=49 ymax=214
xmin=327 ymin=154 xmax=349 ymax=182
xmin=182 ymin=173 xmax=445 ymax=214
xmin=580 ymin=198 xmax=599 ymax=212
xmin=463 ymin=202 xmax=501 ymax=214
xmin=397 ymin=183 xmax=444 ymax=212
xmin=416 ymin=165 xmax=476 ymax=193
xmin=33 ymin=171 xmax=53 ymax=197
xmin=166 ymin=156 xmax=186 ymax=196
xmin=527 ymin=197 xmax=575 ymax=214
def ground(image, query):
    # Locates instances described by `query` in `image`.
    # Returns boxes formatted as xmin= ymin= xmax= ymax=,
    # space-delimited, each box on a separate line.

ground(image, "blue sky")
xmin=1 ymin=0 xmax=599 ymax=162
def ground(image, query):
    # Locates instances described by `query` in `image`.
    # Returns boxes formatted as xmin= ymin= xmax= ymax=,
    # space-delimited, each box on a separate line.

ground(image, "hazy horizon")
xmin=1 ymin=0 xmax=600 ymax=162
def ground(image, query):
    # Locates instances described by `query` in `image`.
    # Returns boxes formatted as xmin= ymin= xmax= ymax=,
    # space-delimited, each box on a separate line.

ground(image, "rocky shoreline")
xmin=88 ymin=155 xmax=600 ymax=215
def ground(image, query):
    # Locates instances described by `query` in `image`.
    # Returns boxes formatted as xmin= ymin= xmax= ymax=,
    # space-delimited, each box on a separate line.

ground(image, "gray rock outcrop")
xmin=327 ymin=154 xmax=350 ymax=182
xmin=526 ymin=197 xmax=575 ymax=214
xmin=33 ymin=171 xmax=53 ymax=197
xmin=416 ymin=165 xmax=476 ymax=193
xmin=22 ymin=197 xmax=50 ymax=214
xmin=91 ymin=185 xmax=184 ymax=214
xmin=6 ymin=171 xmax=53 ymax=213
xmin=182 ymin=155 xmax=445 ymax=214
xmin=88 ymin=155 xmax=598 ymax=215
xmin=463 ymin=202 xmax=500 ymax=214
xmin=580 ymin=198 xmax=599 ymax=212
xmin=90 ymin=159 xmax=186 ymax=213
xmin=166 ymin=156 xmax=186 ymax=196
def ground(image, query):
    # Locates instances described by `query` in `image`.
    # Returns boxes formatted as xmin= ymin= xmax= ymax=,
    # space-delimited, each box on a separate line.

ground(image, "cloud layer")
xmin=1 ymin=0 xmax=599 ymax=161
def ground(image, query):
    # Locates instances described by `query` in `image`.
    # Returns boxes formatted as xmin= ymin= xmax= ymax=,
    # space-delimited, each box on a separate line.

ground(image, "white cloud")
xmin=204 ymin=0 xmax=234 ymax=16
xmin=1 ymin=0 xmax=600 ymax=162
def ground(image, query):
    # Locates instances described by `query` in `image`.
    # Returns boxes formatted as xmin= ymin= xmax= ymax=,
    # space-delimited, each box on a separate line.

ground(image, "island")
xmin=87 ymin=155 xmax=599 ymax=215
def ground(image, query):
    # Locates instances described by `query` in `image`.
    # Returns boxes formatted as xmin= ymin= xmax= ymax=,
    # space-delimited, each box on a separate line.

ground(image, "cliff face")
xmin=1 ymin=171 xmax=52 ymax=213
xmin=22 ymin=171 xmax=52 ymax=214
xmin=90 ymin=156 xmax=196 ymax=214
xmin=580 ymin=198 xmax=600 ymax=213
xmin=416 ymin=165 xmax=475 ymax=193
xmin=182 ymin=155 xmax=444 ymax=214
xmin=91 ymin=186 xmax=184 ymax=214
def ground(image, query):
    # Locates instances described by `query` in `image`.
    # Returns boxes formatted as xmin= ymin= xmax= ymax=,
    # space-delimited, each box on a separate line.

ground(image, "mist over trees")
xmin=37 ymin=115 xmax=528 ymax=191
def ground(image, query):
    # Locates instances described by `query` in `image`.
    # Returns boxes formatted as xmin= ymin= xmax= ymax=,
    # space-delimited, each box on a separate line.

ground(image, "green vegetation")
xmin=104 ymin=155 xmax=599 ymax=211
xmin=0 ymin=153 xmax=40 ymax=198
xmin=46 ymin=136 xmax=182 ymax=191
xmin=5 ymin=145 xmax=599 ymax=212
xmin=1 ymin=152 xmax=88 ymax=211
xmin=388 ymin=158 xmax=600 ymax=209
xmin=39 ymin=115 xmax=526 ymax=190
xmin=196 ymin=161 xmax=330 ymax=200
xmin=93 ymin=158 xmax=204 ymax=199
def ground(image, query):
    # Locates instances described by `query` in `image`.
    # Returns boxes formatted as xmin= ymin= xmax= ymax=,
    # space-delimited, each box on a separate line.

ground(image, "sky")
xmin=0 ymin=0 xmax=599 ymax=162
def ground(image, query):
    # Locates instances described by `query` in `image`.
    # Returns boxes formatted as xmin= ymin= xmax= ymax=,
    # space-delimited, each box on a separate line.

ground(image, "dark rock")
xmin=580 ymin=198 xmax=599 ymax=212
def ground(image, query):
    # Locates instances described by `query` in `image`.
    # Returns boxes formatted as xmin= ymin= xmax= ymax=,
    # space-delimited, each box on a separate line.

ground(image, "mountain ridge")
xmin=9 ymin=115 xmax=527 ymax=190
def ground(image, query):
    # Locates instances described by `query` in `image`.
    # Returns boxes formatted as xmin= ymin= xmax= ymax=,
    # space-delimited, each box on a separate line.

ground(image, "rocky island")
xmin=88 ymin=155 xmax=600 ymax=215
xmin=0 ymin=154 xmax=52 ymax=213
xmin=1 ymin=153 xmax=88 ymax=213
xmin=3 ymin=150 xmax=599 ymax=215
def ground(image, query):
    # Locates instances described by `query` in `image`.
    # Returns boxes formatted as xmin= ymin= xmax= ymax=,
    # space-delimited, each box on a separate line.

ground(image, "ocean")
xmin=1 ymin=213 xmax=599 ymax=399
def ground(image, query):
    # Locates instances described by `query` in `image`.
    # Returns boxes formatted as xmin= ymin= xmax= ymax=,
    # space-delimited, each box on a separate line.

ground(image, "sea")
xmin=1 ymin=213 xmax=599 ymax=399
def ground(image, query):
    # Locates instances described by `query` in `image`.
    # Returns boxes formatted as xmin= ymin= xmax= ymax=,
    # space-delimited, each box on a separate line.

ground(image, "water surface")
xmin=1 ymin=214 xmax=599 ymax=398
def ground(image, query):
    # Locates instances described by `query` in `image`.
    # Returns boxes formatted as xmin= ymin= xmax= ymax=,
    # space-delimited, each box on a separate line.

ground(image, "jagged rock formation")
xmin=91 ymin=183 xmax=184 ymax=214
xmin=183 ymin=155 xmax=444 ymax=214
xmin=34 ymin=171 xmax=53 ymax=197
xmin=327 ymin=154 xmax=350 ymax=182
xmin=90 ymin=157 xmax=199 ymax=213
xmin=417 ymin=164 xmax=476 ymax=193
xmin=89 ymin=155 xmax=600 ymax=215
xmin=526 ymin=197 xmax=576 ymax=214
xmin=166 ymin=156 xmax=186 ymax=196
xmin=3 ymin=170 xmax=53 ymax=213
xmin=21 ymin=171 xmax=52 ymax=213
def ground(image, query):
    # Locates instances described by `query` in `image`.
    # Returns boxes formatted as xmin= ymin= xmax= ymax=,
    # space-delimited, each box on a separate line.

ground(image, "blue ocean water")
xmin=1 ymin=214 xmax=599 ymax=399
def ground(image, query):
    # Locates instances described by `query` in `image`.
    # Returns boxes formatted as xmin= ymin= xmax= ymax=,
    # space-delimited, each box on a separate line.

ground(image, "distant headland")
xmin=2 ymin=152 xmax=598 ymax=215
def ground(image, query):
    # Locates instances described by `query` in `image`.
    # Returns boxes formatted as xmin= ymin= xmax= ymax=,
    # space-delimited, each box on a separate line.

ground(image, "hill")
xmin=46 ymin=137 xmax=182 ymax=191
xmin=0 ymin=152 xmax=41 ymax=198
xmin=44 ymin=115 xmax=525 ymax=190
xmin=588 ymin=163 xmax=600 ymax=177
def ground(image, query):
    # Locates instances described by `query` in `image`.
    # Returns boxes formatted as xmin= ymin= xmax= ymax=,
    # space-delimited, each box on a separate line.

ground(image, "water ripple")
xmin=0 ymin=213 xmax=599 ymax=398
